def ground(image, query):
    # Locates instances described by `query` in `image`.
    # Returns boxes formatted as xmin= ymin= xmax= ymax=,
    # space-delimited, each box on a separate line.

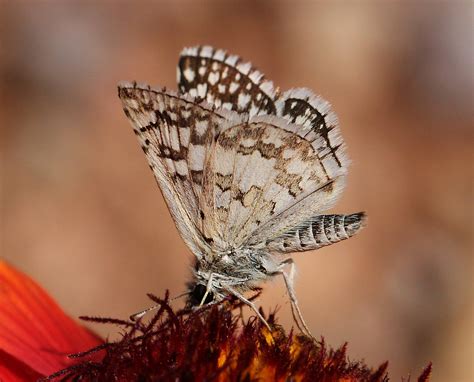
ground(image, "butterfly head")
xmin=186 ymin=282 xmax=215 ymax=306
xmin=185 ymin=248 xmax=281 ymax=308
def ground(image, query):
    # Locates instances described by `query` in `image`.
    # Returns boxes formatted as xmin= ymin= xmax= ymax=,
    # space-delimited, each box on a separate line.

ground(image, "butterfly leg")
xmin=224 ymin=285 xmax=272 ymax=331
xmin=199 ymin=273 xmax=214 ymax=306
xmin=279 ymin=258 xmax=314 ymax=338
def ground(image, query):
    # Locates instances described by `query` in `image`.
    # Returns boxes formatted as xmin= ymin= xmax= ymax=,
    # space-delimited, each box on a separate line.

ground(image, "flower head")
xmin=0 ymin=262 xmax=432 ymax=381
xmin=45 ymin=293 xmax=432 ymax=382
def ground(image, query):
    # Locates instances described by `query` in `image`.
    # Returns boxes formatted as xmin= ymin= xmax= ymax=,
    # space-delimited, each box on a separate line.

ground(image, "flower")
xmin=0 ymin=261 xmax=432 ymax=381
xmin=46 ymin=294 xmax=433 ymax=382
xmin=0 ymin=261 xmax=102 ymax=381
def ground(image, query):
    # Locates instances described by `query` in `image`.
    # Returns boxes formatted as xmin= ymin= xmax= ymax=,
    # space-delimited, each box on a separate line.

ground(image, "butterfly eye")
xmin=256 ymin=264 xmax=267 ymax=273
xmin=188 ymin=284 xmax=214 ymax=306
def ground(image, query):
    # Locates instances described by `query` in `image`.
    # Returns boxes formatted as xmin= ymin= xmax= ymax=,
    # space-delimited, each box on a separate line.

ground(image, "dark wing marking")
xmin=118 ymin=81 xmax=244 ymax=257
xmin=178 ymin=46 xmax=278 ymax=117
xmin=178 ymin=46 xmax=348 ymax=179
xmin=201 ymin=117 xmax=346 ymax=248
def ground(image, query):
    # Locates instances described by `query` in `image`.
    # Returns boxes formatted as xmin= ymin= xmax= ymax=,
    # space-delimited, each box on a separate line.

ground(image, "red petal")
xmin=0 ymin=261 xmax=102 ymax=377
xmin=0 ymin=350 xmax=42 ymax=382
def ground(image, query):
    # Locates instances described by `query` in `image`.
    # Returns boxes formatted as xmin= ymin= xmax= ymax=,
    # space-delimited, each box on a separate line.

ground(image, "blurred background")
xmin=1 ymin=1 xmax=472 ymax=380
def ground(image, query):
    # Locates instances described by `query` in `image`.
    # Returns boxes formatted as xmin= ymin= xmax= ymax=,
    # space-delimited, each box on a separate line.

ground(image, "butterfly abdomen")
xmin=267 ymin=212 xmax=366 ymax=253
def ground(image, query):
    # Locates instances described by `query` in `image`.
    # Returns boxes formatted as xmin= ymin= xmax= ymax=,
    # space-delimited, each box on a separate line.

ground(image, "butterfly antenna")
xmin=130 ymin=305 xmax=159 ymax=321
xmin=172 ymin=291 xmax=191 ymax=301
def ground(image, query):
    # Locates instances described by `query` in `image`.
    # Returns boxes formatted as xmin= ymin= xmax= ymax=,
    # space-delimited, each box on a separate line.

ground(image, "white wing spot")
xmin=222 ymin=67 xmax=229 ymax=79
xmin=237 ymin=62 xmax=251 ymax=75
xmin=229 ymin=82 xmax=239 ymax=94
xmin=201 ymin=46 xmax=214 ymax=58
xmin=208 ymin=71 xmax=219 ymax=85
xmin=249 ymin=70 xmax=262 ymax=83
xmin=238 ymin=93 xmax=251 ymax=108
xmin=197 ymin=83 xmax=207 ymax=98
xmin=175 ymin=160 xmax=188 ymax=176
xmin=183 ymin=68 xmax=195 ymax=82
xmin=179 ymin=127 xmax=190 ymax=146
xmin=213 ymin=49 xmax=226 ymax=61
xmin=225 ymin=55 xmax=239 ymax=66
xmin=195 ymin=120 xmax=208 ymax=136
xmin=188 ymin=144 xmax=205 ymax=171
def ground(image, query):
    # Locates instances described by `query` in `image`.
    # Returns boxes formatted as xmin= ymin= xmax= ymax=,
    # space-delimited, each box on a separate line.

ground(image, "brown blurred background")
xmin=1 ymin=1 xmax=472 ymax=380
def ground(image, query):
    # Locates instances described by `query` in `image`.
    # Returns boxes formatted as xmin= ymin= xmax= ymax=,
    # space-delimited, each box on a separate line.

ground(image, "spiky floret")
xmin=43 ymin=292 xmax=432 ymax=382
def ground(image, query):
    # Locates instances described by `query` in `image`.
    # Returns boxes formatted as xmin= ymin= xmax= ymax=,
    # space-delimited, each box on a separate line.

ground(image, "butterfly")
xmin=118 ymin=46 xmax=365 ymax=336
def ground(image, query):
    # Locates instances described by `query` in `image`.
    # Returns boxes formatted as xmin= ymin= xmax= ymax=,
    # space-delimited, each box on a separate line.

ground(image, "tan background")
xmin=1 ymin=1 xmax=472 ymax=381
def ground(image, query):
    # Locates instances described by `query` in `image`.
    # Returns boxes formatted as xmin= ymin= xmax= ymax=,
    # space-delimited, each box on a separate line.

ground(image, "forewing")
xmin=178 ymin=46 xmax=278 ymax=117
xmin=118 ymin=82 xmax=243 ymax=257
xmin=201 ymin=117 xmax=346 ymax=249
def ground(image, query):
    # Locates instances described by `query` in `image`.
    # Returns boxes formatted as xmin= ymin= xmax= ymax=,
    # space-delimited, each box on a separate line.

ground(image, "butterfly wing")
xmin=178 ymin=46 xmax=347 ymax=175
xmin=244 ymin=89 xmax=351 ymax=246
xmin=178 ymin=46 xmax=278 ymax=117
xmin=201 ymin=115 xmax=347 ymax=250
xmin=178 ymin=48 xmax=349 ymax=244
xmin=178 ymin=47 xmax=353 ymax=250
xmin=118 ymin=82 xmax=244 ymax=257
xmin=121 ymin=47 xmax=361 ymax=257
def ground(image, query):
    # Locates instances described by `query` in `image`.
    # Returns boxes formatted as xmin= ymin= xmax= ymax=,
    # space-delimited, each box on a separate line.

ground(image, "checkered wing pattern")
xmin=178 ymin=46 xmax=278 ymax=117
xmin=120 ymin=46 xmax=364 ymax=258
xmin=118 ymin=82 xmax=245 ymax=257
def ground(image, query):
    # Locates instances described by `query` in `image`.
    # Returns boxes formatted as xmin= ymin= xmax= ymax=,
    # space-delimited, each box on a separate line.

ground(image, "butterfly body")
xmin=190 ymin=246 xmax=279 ymax=302
xmin=119 ymin=46 xmax=365 ymax=334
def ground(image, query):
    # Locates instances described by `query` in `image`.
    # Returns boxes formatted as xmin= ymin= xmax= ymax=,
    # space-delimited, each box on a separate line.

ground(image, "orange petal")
xmin=0 ymin=261 xmax=102 ymax=377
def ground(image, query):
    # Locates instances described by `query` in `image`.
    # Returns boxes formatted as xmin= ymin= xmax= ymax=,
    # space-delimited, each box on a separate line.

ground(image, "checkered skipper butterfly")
xmin=118 ymin=46 xmax=365 ymax=335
